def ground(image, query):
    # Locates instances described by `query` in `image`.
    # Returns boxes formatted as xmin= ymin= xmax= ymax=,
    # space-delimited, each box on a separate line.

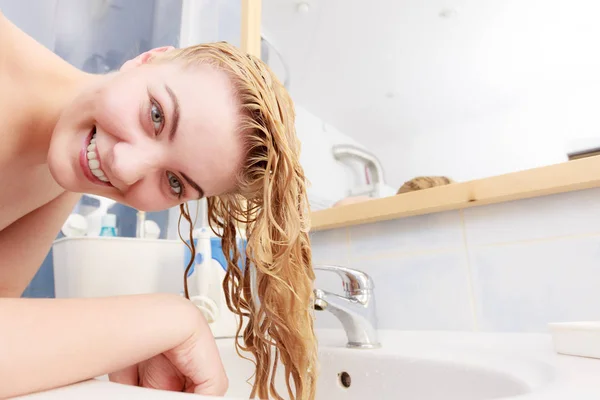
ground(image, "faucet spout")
xmin=314 ymin=287 xmax=380 ymax=349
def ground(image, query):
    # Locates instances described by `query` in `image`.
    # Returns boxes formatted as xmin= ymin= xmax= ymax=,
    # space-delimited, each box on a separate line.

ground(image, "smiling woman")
xmin=47 ymin=54 xmax=242 ymax=211
xmin=0 ymin=7 xmax=316 ymax=400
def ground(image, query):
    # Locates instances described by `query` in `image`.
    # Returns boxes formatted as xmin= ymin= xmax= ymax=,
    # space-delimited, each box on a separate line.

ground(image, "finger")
xmin=192 ymin=364 xmax=229 ymax=396
xmin=139 ymin=354 xmax=186 ymax=391
xmin=163 ymin=311 xmax=229 ymax=396
xmin=108 ymin=364 xmax=139 ymax=386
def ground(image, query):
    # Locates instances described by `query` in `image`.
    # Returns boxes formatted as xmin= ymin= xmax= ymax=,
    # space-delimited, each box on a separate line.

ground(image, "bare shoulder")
xmin=0 ymin=190 xmax=82 ymax=253
xmin=0 ymin=10 xmax=10 ymax=77
xmin=0 ymin=191 xmax=82 ymax=297
xmin=0 ymin=9 xmax=7 ymax=34
xmin=6 ymin=191 xmax=82 ymax=235
xmin=38 ymin=191 xmax=82 ymax=219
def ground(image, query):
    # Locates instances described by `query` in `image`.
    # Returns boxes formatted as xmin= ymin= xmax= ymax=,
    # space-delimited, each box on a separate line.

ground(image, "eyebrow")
xmin=180 ymin=172 xmax=204 ymax=199
xmin=165 ymin=84 xmax=180 ymax=142
xmin=163 ymin=85 xmax=200 ymax=198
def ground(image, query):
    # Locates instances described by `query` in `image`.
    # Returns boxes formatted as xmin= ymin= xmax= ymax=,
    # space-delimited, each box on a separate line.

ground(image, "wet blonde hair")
xmin=149 ymin=42 xmax=318 ymax=399
xmin=397 ymin=176 xmax=454 ymax=194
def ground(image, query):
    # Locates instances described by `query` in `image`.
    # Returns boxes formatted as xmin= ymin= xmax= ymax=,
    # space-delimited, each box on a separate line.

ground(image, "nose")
xmin=109 ymin=141 xmax=164 ymax=190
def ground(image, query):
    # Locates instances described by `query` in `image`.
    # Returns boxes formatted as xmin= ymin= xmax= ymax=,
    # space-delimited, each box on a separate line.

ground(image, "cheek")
xmin=122 ymin=176 xmax=178 ymax=212
xmin=94 ymin=81 xmax=144 ymax=140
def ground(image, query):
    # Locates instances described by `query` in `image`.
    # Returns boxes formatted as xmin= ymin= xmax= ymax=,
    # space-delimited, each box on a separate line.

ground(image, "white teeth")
xmin=86 ymin=130 xmax=110 ymax=185
xmin=91 ymin=168 xmax=104 ymax=177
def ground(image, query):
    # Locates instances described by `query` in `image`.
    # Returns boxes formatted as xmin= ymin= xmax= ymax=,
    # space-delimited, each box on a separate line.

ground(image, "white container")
xmin=52 ymin=237 xmax=185 ymax=298
xmin=548 ymin=321 xmax=600 ymax=359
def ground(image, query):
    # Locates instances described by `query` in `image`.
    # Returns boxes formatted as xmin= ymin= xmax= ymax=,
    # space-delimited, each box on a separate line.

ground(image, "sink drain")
xmin=338 ymin=371 xmax=351 ymax=388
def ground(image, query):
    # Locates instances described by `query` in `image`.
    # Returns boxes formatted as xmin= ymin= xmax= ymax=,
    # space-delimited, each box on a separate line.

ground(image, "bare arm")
xmin=0 ymin=293 xmax=221 ymax=399
xmin=0 ymin=192 xmax=80 ymax=297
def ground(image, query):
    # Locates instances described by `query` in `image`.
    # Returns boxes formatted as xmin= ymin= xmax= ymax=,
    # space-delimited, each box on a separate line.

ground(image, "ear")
xmin=120 ymin=46 xmax=175 ymax=71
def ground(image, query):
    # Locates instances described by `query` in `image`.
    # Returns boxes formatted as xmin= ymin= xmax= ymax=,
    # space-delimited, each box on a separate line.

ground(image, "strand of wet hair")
xmin=178 ymin=202 xmax=196 ymax=299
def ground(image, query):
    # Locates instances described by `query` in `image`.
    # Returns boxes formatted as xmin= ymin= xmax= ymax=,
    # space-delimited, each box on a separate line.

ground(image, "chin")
xmin=47 ymin=153 xmax=76 ymax=191
xmin=47 ymin=132 xmax=77 ymax=188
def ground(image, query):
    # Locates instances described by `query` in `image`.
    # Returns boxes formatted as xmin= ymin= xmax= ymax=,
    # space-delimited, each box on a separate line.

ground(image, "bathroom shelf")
xmin=311 ymin=155 xmax=600 ymax=231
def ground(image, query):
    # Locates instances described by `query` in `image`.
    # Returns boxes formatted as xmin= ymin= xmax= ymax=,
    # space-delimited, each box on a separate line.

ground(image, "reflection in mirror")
xmin=261 ymin=1 xmax=600 ymax=209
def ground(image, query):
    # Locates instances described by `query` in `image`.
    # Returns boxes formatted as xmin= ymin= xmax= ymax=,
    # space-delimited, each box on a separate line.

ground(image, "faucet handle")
xmin=313 ymin=264 xmax=374 ymax=296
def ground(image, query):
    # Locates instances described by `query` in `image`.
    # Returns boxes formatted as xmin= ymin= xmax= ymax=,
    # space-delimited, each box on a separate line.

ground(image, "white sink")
xmin=14 ymin=329 xmax=600 ymax=399
xmin=218 ymin=330 xmax=547 ymax=400
xmin=315 ymin=351 xmax=527 ymax=400
xmin=220 ymin=345 xmax=531 ymax=400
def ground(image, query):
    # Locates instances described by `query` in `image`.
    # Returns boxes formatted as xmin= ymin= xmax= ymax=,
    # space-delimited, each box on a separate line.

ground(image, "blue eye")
xmin=166 ymin=171 xmax=182 ymax=196
xmin=150 ymin=102 xmax=164 ymax=132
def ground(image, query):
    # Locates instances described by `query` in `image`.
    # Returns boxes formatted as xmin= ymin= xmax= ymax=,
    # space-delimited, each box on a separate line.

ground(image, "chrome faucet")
xmin=331 ymin=144 xmax=387 ymax=198
xmin=313 ymin=265 xmax=380 ymax=349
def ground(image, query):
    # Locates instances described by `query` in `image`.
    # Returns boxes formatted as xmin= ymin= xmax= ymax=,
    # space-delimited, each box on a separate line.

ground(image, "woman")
xmin=0 ymin=11 xmax=316 ymax=400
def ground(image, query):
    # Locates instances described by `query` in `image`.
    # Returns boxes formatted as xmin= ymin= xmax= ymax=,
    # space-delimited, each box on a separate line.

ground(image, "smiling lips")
xmin=84 ymin=126 xmax=112 ymax=185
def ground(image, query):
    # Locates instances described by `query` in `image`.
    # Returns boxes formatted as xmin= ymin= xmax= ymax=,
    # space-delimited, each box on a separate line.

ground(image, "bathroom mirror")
xmin=260 ymin=0 xmax=600 ymax=206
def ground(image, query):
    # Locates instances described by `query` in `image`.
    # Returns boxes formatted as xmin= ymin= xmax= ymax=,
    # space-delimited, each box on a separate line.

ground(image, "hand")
xmin=108 ymin=315 xmax=228 ymax=396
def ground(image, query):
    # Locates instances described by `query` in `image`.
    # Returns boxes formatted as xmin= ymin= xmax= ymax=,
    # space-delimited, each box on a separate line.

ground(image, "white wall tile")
xmin=463 ymin=187 xmax=600 ymax=246
xmin=312 ymin=187 xmax=600 ymax=334
xmin=343 ymin=251 xmax=475 ymax=331
xmin=470 ymin=235 xmax=600 ymax=332
xmin=348 ymin=211 xmax=464 ymax=259
xmin=310 ymin=228 xmax=350 ymax=265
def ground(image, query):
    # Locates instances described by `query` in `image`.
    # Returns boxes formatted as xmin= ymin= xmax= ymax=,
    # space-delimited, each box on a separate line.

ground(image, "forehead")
xmin=153 ymin=62 xmax=244 ymax=196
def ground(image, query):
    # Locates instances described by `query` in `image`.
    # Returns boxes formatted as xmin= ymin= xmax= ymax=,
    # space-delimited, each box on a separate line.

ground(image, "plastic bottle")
xmin=99 ymin=214 xmax=117 ymax=237
xmin=82 ymin=194 xmax=116 ymax=236
xmin=188 ymin=227 xmax=219 ymax=323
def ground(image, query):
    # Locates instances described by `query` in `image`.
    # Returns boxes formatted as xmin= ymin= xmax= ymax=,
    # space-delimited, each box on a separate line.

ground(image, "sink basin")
xmin=316 ymin=351 xmax=527 ymax=400
xmin=218 ymin=333 xmax=538 ymax=400
xmin=221 ymin=347 xmax=531 ymax=399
